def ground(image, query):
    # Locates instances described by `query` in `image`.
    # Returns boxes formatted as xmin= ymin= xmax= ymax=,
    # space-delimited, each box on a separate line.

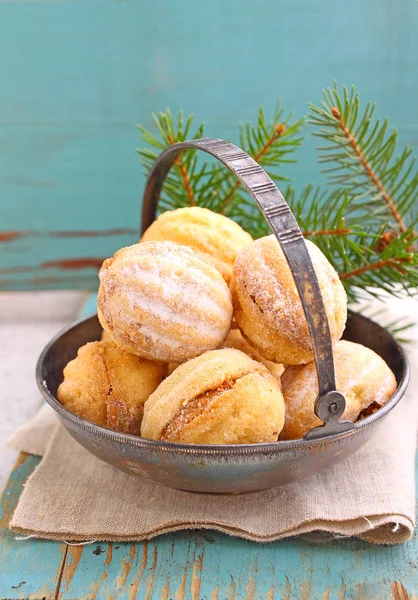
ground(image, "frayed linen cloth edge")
xmin=10 ymin=514 xmax=414 ymax=546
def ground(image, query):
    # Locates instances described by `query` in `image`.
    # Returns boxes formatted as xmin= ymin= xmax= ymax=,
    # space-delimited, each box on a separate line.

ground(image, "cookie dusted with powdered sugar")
xmin=222 ymin=329 xmax=284 ymax=380
xmin=280 ymin=340 xmax=397 ymax=440
xmin=141 ymin=348 xmax=285 ymax=445
xmin=231 ymin=235 xmax=347 ymax=365
xmin=98 ymin=242 xmax=233 ymax=362
xmin=141 ymin=207 xmax=253 ymax=284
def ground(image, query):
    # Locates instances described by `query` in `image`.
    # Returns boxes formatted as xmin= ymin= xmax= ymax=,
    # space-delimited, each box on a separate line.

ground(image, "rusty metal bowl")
xmin=36 ymin=138 xmax=409 ymax=493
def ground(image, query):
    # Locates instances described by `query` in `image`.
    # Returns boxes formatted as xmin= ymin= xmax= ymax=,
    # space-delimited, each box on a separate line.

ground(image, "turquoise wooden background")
xmin=1 ymin=0 xmax=418 ymax=290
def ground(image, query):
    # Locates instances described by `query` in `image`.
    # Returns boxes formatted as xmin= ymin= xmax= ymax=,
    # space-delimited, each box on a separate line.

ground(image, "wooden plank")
xmin=0 ymin=453 xmax=67 ymax=600
xmin=57 ymin=531 xmax=418 ymax=600
xmin=1 ymin=0 xmax=418 ymax=289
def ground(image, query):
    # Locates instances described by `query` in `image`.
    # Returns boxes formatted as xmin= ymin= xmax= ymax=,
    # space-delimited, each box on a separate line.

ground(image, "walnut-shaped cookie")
xmin=231 ymin=235 xmax=347 ymax=365
xmin=58 ymin=340 xmax=165 ymax=434
xmin=98 ymin=241 xmax=233 ymax=362
xmin=280 ymin=340 xmax=397 ymax=440
xmin=141 ymin=206 xmax=253 ymax=283
xmin=141 ymin=348 xmax=285 ymax=445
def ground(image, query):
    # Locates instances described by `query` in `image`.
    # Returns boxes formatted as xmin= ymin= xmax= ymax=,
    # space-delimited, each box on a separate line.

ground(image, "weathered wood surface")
xmin=1 ymin=0 xmax=418 ymax=290
xmin=0 ymin=454 xmax=67 ymax=599
xmin=0 ymin=449 xmax=417 ymax=598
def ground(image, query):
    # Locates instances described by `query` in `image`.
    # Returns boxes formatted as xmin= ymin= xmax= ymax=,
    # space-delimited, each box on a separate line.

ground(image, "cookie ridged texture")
xmin=57 ymin=341 xmax=165 ymax=434
xmin=141 ymin=207 xmax=253 ymax=283
xmin=98 ymin=241 xmax=233 ymax=362
xmin=223 ymin=329 xmax=284 ymax=380
xmin=280 ymin=340 xmax=397 ymax=440
xmin=232 ymin=235 xmax=347 ymax=365
xmin=141 ymin=348 xmax=285 ymax=445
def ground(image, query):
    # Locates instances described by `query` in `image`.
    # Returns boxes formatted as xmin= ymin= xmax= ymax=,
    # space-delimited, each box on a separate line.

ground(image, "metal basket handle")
xmin=141 ymin=138 xmax=354 ymax=438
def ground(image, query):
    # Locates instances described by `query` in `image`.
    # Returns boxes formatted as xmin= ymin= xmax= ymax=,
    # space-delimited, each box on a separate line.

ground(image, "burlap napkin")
xmin=8 ymin=403 xmax=57 ymax=457
xmin=8 ymin=354 xmax=418 ymax=544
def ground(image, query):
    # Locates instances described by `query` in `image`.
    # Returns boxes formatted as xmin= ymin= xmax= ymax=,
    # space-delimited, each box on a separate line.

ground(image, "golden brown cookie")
xmin=232 ymin=235 xmax=347 ymax=365
xmin=101 ymin=328 xmax=114 ymax=343
xmin=141 ymin=207 xmax=253 ymax=283
xmin=141 ymin=348 xmax=285 ymax=445
xmin=280 ymin=340 xmax=397 ymax=440
xmin=57 ymin=340 xmax=165 ymax=434
xmin=98 ymin=241 xmax=233 ymax=362
xmin=223 ymin=329 xmax=284 ymax=380
xmin=167 ymin=363 xmax=179 ymax=375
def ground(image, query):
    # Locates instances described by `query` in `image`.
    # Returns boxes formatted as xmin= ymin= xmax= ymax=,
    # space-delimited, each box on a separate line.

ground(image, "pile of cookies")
xmin=58 ymin=206 xmax=397 ymax=444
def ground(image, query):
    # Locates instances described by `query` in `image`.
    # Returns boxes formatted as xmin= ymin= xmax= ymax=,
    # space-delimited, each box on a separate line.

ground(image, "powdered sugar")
xmin=236 ymin=238 xmax=302 ymax=337
xmin=99 ymin=241 xmax=233 ymax=361
xmin=126 ymin=290 xmax=227 ymax=338
xmin=136 ymin=323 xmax=183 ymax=350
xmin=122 ymin=267 xmax=230 ymax=318
xmin=235 ymin=236 xmax=346 ymax=354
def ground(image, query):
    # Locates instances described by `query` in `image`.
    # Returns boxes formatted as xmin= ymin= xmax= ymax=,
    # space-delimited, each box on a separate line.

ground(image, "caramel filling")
xmin=357 ymin=401 xmax=381 ymax=421
xmin=161 ymin=380 xmax=236 ymax=441
xmin=249 ymin=293 xmax=265 ymax=314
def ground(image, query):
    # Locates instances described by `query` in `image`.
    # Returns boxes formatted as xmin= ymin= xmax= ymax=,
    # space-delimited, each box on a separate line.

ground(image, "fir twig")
xmin=166 ymin=134 xmax=196 ymax=206
xmin=137 ymin=103 xmax=304 ymax=235
xmin=329 ymin=106 xmax=407 ymax=232
xmin=384 ymin=318 xmax=416 ymax=345
xmin=354 ymin=304 xmax=416 ymax=345
xmin=304 ymin=228 xmax=352 ymax=237
xmin=337 ymin=229 xmax=418 ymax=301
xmin=309 ymin=83 xmax=418 ymax=232
xmin=285 ymin=184 xmax=417 ymax=302
xmin=137 ymin=109 xmax=222 ymax=212
xmin=340 ymin=257 xmax=412 ymax=280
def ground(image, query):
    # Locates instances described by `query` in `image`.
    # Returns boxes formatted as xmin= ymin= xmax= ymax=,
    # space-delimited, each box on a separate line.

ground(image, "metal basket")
xmin=36 ymin=138 xmax=410 ymax=493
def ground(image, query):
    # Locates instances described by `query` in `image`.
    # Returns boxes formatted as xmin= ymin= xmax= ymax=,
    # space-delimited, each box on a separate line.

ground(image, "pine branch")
xmin=384 ymin=318 xmax=416 ymax=345
xmin=137 ymin=92 xmax=418 ymax=307
xmin=353 ymin=304 xmax=415 ymax=344
xmin=309 ymin=83 xmax=418 ymax=232
xmin=285 ymin=184 xmax=366 ymax=241
xmin=285 ymin=184 xmax=418 ymax=302
xmin=339 ymin=258 xmax=412 ymax=281
xmin=329 ymin=106 xmax=407 ymax=231
xmin=166 ymin=134 xmax=196 ymax=206
xmin=337 ymin=229 xmax=418 ymax=301
xmin=303 ymin=227 xmax=351 ymax=237
xmin=137 ymin=109 xmax=226 ymax=212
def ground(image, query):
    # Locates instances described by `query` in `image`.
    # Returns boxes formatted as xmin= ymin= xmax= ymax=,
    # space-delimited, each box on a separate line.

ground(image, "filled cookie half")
xmin=141 ymin=206 xmax=253 ymax=284
xmin=231 ymin=235 xmax=347 ymax=365
xmin=58 ymin=340 xmax=165 ymax=434
xmin=141 ymin=348 xmax=285 ymax=444
xmin=98 ymin=241 xmax=233 ymax=362
xmin=280 ymin=340 xmax=397 ymax=440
